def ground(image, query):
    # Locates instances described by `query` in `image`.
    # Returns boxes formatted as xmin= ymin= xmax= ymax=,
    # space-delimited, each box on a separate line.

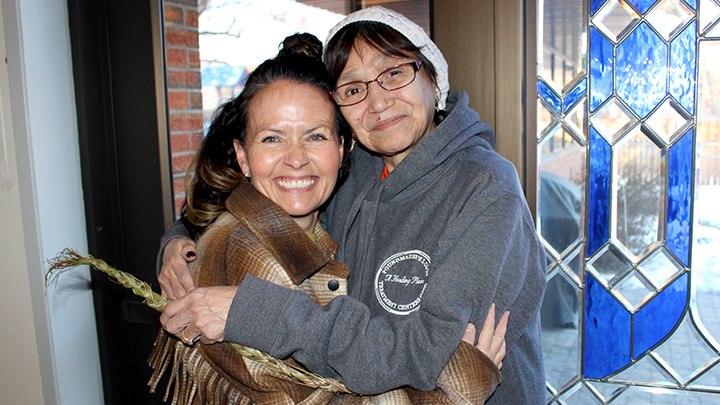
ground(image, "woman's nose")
xmin=366 ymin=81 xmax=392 ymax=113
xmin=284 ymin=143 xmax=309 ymax=168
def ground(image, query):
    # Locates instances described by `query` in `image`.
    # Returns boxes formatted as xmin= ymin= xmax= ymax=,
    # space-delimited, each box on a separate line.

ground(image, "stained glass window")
xmin=537 ymin=0 xmax=720 ymax=402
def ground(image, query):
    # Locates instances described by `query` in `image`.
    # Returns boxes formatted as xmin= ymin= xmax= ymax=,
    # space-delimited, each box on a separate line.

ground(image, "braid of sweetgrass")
xmin=45 ymin=248 xmax=353 ymax=395
xmin=47 ymin=248 xmax=168 ymax=311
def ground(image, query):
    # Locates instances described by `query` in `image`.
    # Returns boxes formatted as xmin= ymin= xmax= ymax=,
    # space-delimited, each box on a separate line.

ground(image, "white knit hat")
xmin=325 ymin=6 xmax=450 ymax=110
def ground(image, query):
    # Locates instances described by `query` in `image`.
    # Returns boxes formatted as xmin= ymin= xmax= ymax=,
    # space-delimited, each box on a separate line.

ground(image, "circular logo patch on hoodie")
xmin=374 ymin=250 xmax=430 ymax=315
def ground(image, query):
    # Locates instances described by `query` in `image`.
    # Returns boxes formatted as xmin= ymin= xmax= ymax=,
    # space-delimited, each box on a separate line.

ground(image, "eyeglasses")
xmin=330 ymin=60 xmax=423 ymax=106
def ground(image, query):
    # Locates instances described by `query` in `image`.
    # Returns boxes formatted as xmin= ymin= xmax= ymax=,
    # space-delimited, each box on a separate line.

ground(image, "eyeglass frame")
xmin=329 ymin=60 xmax=423 ymax=107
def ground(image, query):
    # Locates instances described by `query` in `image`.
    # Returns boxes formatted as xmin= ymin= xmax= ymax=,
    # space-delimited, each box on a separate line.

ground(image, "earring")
xmin=245 ymin=172 xmax=251 ymax=180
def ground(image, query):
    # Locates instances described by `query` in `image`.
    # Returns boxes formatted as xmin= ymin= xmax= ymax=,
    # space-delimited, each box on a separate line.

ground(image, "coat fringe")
xmin=147 ymin=330 xmax=252 ymax=405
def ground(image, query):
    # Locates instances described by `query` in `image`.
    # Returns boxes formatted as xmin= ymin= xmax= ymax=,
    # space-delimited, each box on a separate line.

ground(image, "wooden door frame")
xmin=434 ymin=0 xmax=537 ymax=218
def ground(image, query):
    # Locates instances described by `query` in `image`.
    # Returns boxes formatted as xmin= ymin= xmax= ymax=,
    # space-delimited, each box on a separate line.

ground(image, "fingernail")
xmin=185 ymin=251 xmax=196 ymax=259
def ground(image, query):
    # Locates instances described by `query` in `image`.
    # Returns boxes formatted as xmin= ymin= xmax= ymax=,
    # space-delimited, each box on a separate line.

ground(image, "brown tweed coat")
xmin=148 ymin=180 xmax=500 ymax=404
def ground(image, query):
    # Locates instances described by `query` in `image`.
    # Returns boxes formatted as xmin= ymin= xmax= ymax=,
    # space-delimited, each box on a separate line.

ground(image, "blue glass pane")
xmin=588 ymin=127 xmax=611 ymax=257
xmin=617 ymin=23 xmax=668 ymax=118
xmin=564 ymin=78 xmax=587 ymax=114
xmin=538 ymin=79 xmax=562 ymax=113
xmin=633 ymin=273 xmax=688 ymax=357
xmin=590 ymin=28 xmax=614 ymax=112
xmin=592 ymin=0 xmax=607 ymax=15
xmin=667 ymin=130 xmax=694 ymax=266
xmin=682 ymin=0 xmax=696 ymax=10
xmin=670 ymin=21 xmax=696 ymax=114
xmin=628 ymin=0 xmax=657 ymax=13
xmin=585 ymin=275 xmax=632 ymax=378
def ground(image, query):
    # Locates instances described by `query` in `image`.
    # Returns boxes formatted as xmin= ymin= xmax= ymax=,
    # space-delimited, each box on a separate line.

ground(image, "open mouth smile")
xmin=275 ymin=177 xmax=318 ymax=190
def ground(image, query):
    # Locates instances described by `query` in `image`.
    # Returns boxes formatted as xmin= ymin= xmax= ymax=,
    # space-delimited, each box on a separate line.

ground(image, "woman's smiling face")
xmin=336 ymin=40 xmax=437 ymax=168
xmin=234 ymin=80 xmax=343 ymax=233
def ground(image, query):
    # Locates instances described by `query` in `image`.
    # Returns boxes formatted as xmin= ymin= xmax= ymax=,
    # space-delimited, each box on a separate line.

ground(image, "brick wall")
xmin=164 ymin=0 xmax=203 ymax=216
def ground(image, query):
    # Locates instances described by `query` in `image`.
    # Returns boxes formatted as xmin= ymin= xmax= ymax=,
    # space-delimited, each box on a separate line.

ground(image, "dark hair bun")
xmin=279 ymin=33 xmax=323 ymax=60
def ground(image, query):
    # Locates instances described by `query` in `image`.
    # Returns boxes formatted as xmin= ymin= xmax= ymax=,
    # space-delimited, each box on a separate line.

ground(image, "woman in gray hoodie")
xmin=159 ymin=7 xmax=546 ymax=404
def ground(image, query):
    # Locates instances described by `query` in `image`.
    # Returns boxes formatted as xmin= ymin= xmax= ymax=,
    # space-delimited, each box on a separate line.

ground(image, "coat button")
xmin=328 ymin=280 xmax=339 ymax=291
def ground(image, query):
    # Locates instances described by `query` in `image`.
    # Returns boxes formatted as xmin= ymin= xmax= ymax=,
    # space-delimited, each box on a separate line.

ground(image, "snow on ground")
xmin=693 ymin=185 xmax=720 ymax=292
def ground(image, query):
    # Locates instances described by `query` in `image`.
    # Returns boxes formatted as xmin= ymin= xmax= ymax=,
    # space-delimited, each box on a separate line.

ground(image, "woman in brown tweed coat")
xmin=152 ymin=34 xmax=506 ymax=404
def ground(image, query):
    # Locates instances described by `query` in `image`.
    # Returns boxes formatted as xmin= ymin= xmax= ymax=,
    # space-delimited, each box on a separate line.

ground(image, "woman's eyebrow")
xmin=337 ymin=69 xmax=361 ymax=84
xmin=303 ymin=123 xmax=332 ymax=135
xmin=252 ymin=127 xmax=283 ymax=136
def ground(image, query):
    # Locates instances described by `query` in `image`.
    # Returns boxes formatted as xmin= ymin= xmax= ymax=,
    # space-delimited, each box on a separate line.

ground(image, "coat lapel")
xmin=224 ymin=181 xmax=347 ymax=284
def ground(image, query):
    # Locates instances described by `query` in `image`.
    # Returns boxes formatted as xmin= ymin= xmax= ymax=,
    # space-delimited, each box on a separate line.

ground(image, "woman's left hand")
xmin=462 ymin=303 xmax=509 ymax=369
xmin=160 ymin=286 xmax=238 ymax=345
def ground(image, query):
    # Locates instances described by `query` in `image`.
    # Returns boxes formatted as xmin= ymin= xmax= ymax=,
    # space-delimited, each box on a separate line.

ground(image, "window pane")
xmin=539 ymin=0 xmax=588 ymax=93
xmin=694 ymin=39 xmax=720 ymax=358
xmin=612 ymin=128 xmax=664 ymax=259
xmin=538 ymin=0 xmax=720 ymax=400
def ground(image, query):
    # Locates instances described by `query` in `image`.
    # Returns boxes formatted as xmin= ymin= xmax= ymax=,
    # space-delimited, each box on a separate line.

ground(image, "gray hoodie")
xmin=224 ymin=91 xmax=546 ymax=403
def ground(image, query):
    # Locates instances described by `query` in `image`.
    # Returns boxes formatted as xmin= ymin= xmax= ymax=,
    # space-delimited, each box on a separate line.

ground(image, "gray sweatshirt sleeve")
xmin=156 ymin=219 xmax=193 ymax=276
xmin=225 ymin=275 xmax=461 ymax=394
xmin=224 ymin=192 xmax=546 ymax=396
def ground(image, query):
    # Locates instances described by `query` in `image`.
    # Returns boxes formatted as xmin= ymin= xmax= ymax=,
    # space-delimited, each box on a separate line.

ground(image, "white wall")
xmin=0 ymin=2 xmax=46 ymax=401
xmin=0 ymin=0 xmax=103 ymax=403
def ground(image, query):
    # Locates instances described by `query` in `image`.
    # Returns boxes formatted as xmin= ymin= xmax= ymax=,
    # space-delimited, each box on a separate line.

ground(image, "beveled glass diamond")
xmin=590 ymin=97 xmax=638 ymax=143
xmin=588 ymin=244 xmax=633 ymax=286
xmin=699 ymin=0 xmax=720 ymax=34
xmin=646 ymin=0 xmax=694 ymax=40
xmin=645 ymin=99 xmax=691 ymax=144
xmin=563 ymin=244 xmax=585 ymax=284
xmin=612 ymin=270 xmax=655 ymax=310
xmin=566 ymin=99 xmax=587 ymax=141
xmin=539 ymin=98 xmax=560 ymax=139
xmin=593 ymin=0 xmax=641 ymax=43
xmin=638 ymin=248 xmax=683 ymax=289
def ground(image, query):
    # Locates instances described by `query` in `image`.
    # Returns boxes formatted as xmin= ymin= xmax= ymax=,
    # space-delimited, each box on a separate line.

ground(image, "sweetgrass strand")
xmin=46 ymin=248 xmax=353 ymax=394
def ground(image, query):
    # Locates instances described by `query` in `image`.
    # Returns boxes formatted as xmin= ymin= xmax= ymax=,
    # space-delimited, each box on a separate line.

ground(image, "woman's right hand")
xmin=159 ymin=237 xmax=197 ymax=300
xmin=462 ymin=303 xmax=509 ymax=369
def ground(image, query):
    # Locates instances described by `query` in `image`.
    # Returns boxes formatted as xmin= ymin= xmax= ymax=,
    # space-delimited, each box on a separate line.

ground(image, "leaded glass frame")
xmin=537 ymin=0 xmax=720 ymax=402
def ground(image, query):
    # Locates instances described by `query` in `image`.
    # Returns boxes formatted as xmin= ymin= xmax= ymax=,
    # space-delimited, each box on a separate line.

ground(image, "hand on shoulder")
xmin=159 ymin=237 xmax=197 ymax=299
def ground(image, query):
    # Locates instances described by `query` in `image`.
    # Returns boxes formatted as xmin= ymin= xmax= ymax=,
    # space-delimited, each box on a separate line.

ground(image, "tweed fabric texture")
xmin=148 ymin=180 xmax=500 ymax=404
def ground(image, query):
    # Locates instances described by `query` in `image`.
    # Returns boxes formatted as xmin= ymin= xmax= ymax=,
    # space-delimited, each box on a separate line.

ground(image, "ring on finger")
xmin=181 ymin=330 xmax=195 ymax=345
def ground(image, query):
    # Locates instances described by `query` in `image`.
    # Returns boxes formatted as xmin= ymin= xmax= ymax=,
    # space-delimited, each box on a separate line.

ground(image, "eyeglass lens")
xmin=332 ymin=62 xmax=419 ymax=106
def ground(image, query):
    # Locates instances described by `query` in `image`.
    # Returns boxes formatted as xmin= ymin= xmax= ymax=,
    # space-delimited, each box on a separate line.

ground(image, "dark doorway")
xmin=68 ymin=0 xmax=171 ymax=403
